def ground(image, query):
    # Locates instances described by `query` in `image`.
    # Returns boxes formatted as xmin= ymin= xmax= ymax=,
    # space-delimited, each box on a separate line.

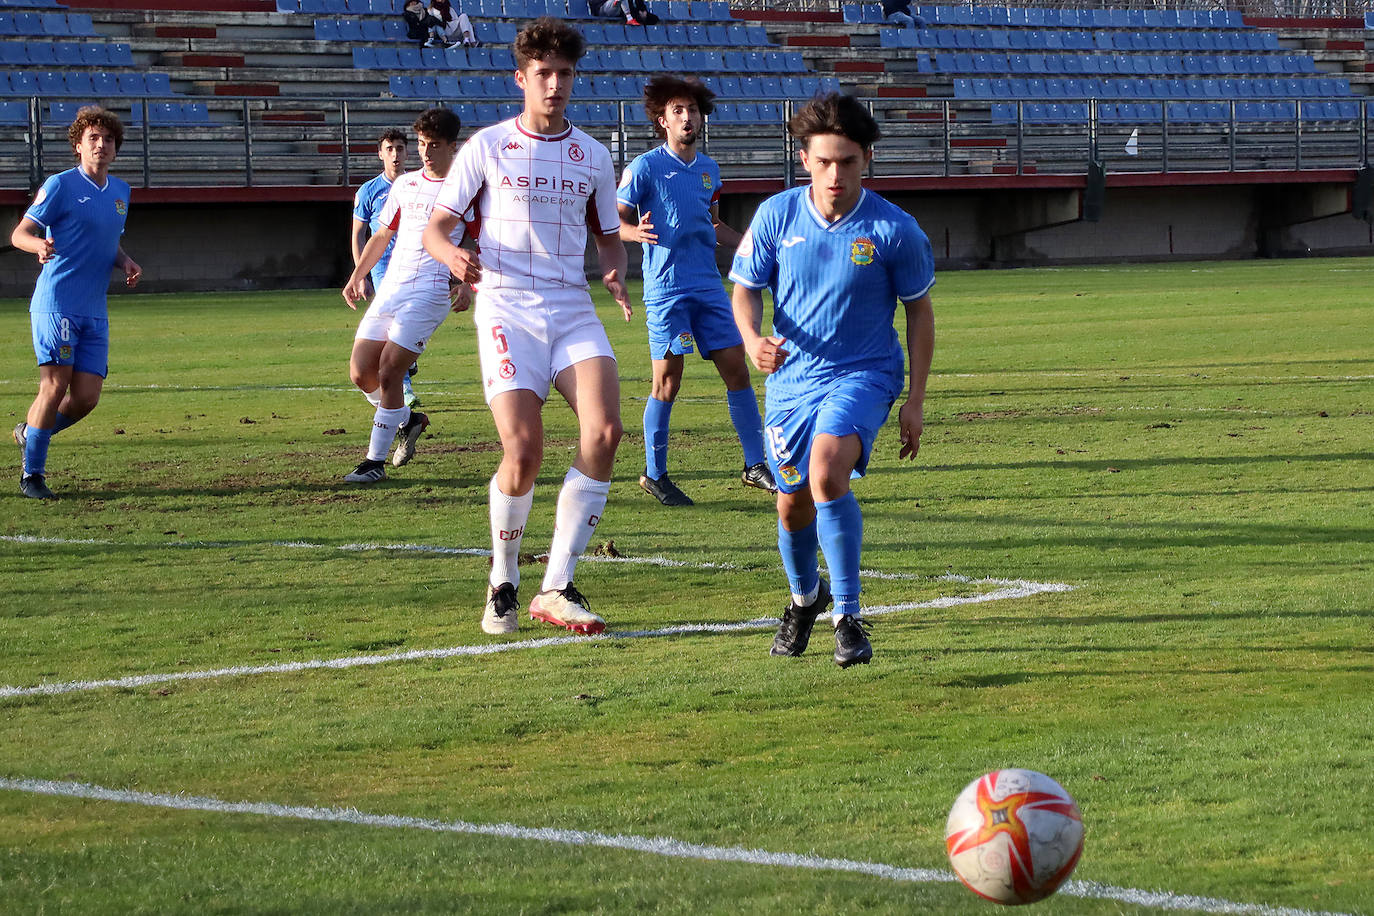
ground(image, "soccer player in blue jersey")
xmin=617 ymin=75 xmax=774 ymax=507
xmin=10 ymin=106 xmax=142 ymax=500
xmin=730 ymin=93 xmax=935 ymax=668
xmin=351 ymin=127 xmax=420 ymax=409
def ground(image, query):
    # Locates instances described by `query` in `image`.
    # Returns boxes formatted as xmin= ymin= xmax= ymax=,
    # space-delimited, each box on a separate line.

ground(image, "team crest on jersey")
xmin=778 ymin=465 xmax=801 ymax=486
xmin=677 ymin=331 xmax=694 ymax=350
xmin=850 ymin=236 xmax=875 ymax=266
xmin=58 ymin=345 xmax=72 ymax=361
xmin=498 ymin=358 xmax=516 ymax=380
xmin=568 ymin=143 xmax=584 ymax=162
xmin=115 ymin=199 xmax=127 ymax=215
xmin=701 ymin=173 xmax=712 ymax=189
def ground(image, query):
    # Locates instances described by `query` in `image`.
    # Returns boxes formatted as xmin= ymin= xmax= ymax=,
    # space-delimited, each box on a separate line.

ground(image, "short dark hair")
xmin=642 ymin=75 xmax=715 ymax=138
xmin=788 ymin=92 xmax=881 ymax=151
xmin=514 ymin=16 xmax=585 ymax=70
xmin=413 ymin=106 xmax=461 ymax=142
xmin=377 ymin=127 xmax=406 ymax=147
xmin=68 ymin=105 xmax=123 ymax=155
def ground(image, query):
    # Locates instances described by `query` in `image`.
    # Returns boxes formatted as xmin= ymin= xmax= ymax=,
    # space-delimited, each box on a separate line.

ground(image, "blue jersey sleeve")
xmin=889 ymin=216 xmax=936 ymax=302
xmin=615 ymin=157 xmax=649 ymax=211
xmin=24 ymin=174 xmax=65 ymax=231
xmin=727 ymin=197 xmax=779 ymax=290
xmin=352 ymin=185 xmax=370 ymax=223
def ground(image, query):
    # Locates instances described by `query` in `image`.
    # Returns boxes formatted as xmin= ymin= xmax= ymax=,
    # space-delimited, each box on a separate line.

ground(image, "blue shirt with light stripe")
xmin=728 ymin=187 xmax=935 ymax=399
xmin=617 ymin=145 xmax=724 ymax=302
xmin=353 ymin=172 xmax=396 ymax=289
xmin=24 ymin=167 xmax=130 ymax=319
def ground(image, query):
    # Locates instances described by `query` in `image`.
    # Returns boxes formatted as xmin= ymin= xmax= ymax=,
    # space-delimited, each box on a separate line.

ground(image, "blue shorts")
xmin=763 ymin=375 xmax=896 ymax=494
xmin=645 ymin=288 xmax=743 ymax=361
xmin=31 ymin=312 xmax=110 ymax=377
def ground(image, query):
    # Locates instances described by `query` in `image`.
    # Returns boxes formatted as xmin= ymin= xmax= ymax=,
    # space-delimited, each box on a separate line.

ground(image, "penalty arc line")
xmin=0 ymin=777 xmax=1355 ymax=916
xmin=0 ymin=581 xmax=1072 ymax=700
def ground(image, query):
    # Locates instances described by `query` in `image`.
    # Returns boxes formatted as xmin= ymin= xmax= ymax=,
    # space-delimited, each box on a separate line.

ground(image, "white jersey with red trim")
xmin=375 ymin=167 xmax=462 ymax=300
xmin=433 ymin=116 xmax=619 ymax=293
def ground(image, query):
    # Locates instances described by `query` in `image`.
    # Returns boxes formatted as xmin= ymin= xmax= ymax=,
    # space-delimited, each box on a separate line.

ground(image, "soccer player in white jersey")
xmin=422 ymin=17 xmax=631 ymax=637
xmin=11 ymin=106 xmax=142 ymax=500
xmin=617 ymin=75 xmax=774 ymax=508
xmin=350 ymin=127 xmax=421 ymax=408
xmin=730 ymin=93 xmax=936 ymax=668
xmin=341 ymin=107 xmax=469 ymax=484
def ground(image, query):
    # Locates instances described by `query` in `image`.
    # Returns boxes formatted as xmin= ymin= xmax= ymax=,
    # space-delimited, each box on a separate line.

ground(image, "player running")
xmin=423 ymin=17 xmax=631 ymax=637
xmin=351 ymin=127 xmax=421 ymax=409
xmin=730 ymin=93 xmax=936 ymax=668
xmin=11 ymin=106 xmax=142 ymax=500
xmin=341 ymin=107 xmax=469 ymax=484
xmin=617 ymin=75 xmax=774 ymax=507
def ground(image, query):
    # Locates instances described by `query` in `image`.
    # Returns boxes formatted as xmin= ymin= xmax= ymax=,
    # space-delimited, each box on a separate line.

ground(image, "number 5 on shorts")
xmin=491 ymin=325 xmax=509 ymax=355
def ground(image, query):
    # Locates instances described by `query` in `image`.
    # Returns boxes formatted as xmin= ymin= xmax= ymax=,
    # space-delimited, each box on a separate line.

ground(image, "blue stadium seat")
xmin=436 ymin=74 xmax=460 ymax=97
xmin=0 ymin=98 xmax=24 ymax=124
xmin=7 ymin=70 xmax=35 ymax=94
xmin=388 ymin=75 xmax=413 ymax=97
xmin=23 ymin=40 xmax=55 ymax=65
xmin=64 ymin=71 xmax=94 ymax=97
xmin=0 ymin=42 xmax=22 ymax=64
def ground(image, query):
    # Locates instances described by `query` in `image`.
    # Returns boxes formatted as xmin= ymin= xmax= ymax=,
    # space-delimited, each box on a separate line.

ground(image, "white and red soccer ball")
xmin=945 ymin=768 xmax=1084 ymax=905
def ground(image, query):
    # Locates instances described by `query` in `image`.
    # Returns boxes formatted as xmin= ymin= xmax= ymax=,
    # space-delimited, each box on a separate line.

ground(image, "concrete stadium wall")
xmin=3 ymin=187 xmax=1372 ymax=300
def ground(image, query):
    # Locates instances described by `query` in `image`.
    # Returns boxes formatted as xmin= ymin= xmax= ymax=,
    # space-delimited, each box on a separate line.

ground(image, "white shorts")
xmin=475 ymin=287 xmax=615 ymax=403
xmin=354 ymin=285 xmax=451 ymax=355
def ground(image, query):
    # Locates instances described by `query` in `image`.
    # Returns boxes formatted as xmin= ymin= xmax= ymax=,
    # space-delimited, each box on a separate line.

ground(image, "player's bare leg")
xmin=529 ymin=357 xmax=622 ymax=634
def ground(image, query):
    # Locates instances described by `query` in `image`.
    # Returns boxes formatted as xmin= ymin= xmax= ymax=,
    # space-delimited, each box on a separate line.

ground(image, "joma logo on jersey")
xmin=499 ymin=175 xmax=590 ymax=194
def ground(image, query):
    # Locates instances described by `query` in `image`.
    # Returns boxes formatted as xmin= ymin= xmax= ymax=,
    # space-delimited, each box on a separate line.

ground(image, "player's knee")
xmin=586 ymin=416 xmax=623 ymax=456
xmin=65 ymin=392 xmax=100 ymax=418
xmin=650 ymin=376 xmax=679 ymax=401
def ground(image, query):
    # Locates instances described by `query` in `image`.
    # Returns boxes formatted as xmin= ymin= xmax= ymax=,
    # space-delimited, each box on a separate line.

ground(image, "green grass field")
xmin=1 ymin=259 xmax=1370 ymax=914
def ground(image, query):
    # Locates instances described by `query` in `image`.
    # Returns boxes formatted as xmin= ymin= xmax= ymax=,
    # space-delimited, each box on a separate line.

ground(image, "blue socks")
xmin=643 ymin=396 xmax=672 ymax=480
xmin=817 ymin=491 xmax=863 ymax=620
xmin=52 ymin=411 xmax=75 ymax=434
xmin=777 ymin=517 xmax=820 ymax=601
xmin=23 ymin=426 xmax=53 ymax=477
xmin=726 ymin=386 xmax=766 ymax=467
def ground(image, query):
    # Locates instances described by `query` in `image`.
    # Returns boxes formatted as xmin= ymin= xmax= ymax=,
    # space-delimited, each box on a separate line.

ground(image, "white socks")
xmin=489 ymin=475 xmax=534 ymax=590
xmin=363 ymin=387 xmax=382 ymax=408
xmin=540 ymin=467 xmax=611 ymax=593
xmin=366 ymin=405 xmax=409 ymax=461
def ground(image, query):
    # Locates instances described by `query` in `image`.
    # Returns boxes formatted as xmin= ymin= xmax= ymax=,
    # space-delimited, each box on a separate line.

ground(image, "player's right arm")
xmin=617 ymin=204 xmax=656 ymax=245
xmin=342 ymin=226 xmax=395 ymax=308
xmin=421 ymin=208 xmax=481 ymax=286
xmin=731 ymin=282 xmax=789 ymax=374
xmin=11 ymin=217 xmax=55 ymax=264
xmin=349 ymin=217 xmax=370 ymax=267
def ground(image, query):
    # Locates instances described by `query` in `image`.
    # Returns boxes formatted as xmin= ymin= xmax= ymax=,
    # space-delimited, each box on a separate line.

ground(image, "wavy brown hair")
xmin=68 ymin=105 xmax=123 ymax=155
xmin=642 ymin=75 xmax=715 ymax=138
xmin=787 ymin=92 xmax=881 ymax=151
xmin=514 ymin=17 xmax=585 ymax=69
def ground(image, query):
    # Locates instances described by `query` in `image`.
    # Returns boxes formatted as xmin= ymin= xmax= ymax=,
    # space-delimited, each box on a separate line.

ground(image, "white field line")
xmin=0 ymin=778 xmax=1354 ymax=916
xmin=0 ymin=580 xmax=1070 ymax=700
xmin=0 ymin=533 xmax=1024 ymax=584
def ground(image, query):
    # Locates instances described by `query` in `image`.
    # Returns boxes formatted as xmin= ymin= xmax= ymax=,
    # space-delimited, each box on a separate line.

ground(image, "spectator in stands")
xmin=587 ymin=0 xmax=657 ymax=27
xmin=403 ymin=0 xmax=446 ymax=48
xmin=429 ymin=0 xmax=479 ymax=49
xmin=880 ymin=0 xmax=925 ymax=29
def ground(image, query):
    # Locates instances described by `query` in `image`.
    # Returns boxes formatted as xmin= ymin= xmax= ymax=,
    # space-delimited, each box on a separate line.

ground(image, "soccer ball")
xmin=945 ymin=769 xmax=1084 ymax=905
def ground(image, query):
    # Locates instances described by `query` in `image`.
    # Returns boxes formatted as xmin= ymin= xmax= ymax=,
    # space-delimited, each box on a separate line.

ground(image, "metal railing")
xmin=4 ymin=94 xmax=1370 ymax=195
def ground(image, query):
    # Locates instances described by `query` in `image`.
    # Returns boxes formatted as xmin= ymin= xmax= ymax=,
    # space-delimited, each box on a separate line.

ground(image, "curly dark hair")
xmin=787 ymin=92 xmax=881 ymax=151
xmin=412 ymin=106 xmax=461 ymax=142
xmin=68 ymin=105 xmax=123 ymax=155
xmin=513 ymin=16 xmax=585 ymax=69
xmin=642 ymin=75 xmax=715 ymax=139
xmin=377 ymin=127 xmax=406 ymax=147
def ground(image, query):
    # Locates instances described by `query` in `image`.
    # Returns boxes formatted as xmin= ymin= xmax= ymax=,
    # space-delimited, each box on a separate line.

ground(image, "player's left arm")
xmin=593 ymin=230 xmax=632 ymax=321
xmin=711 ymin=201 xmax=742 ymax=251
xmin=114 ymin=246 xmax=141 ymax=288
xmin=342 ymin=226 xmax=396 ymax=308
xmin=897 ymin=293 xmax=935 ymax=460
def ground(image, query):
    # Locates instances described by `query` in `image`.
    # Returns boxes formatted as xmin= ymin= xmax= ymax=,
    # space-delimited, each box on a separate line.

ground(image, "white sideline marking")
xmin=0 ymin=778 xmax=1353 ymax=916
xmin=0 ymin=580 xmax=1070 ymax=699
